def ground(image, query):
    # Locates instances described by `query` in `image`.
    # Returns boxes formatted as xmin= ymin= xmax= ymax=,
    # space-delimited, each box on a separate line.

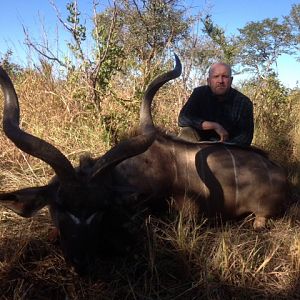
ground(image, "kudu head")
xmin=0 ymin=67 xmax=155 ymax=274
xmin=0 ymin=54 xmax=182 ymax=274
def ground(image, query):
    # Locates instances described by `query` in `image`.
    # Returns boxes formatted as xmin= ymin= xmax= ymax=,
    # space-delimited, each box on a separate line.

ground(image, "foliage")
xmin=0 ymin=50 xmax=23 ymax=79
xmin=65 ymin=1 xmax=87 ymax=60
xmin=63 ymin=1 xmax=125 ymax=108
xmin=93 ymin=10 xmax=124 ymax=93
xmin=255 ymin=75 xmax=289 ymax=128
xmin=202 ymin=15 xmax=240 ymax=66
xmin=114 ymin=0 xmax=192 ymax=95
xmin=24 ymin=1 xmax=125 ymax=109
xmin=242 ymin=74 xmax=293 ymax=164
xmin=238 ymin=18 xmax=295 ymax=77
xmin=87 ymin=0 xmax=193 ymax=140
xmin=285 ymin=4 xmax=300 ymax=61
xmin=286 ymin=89 xmax=300 ymax=188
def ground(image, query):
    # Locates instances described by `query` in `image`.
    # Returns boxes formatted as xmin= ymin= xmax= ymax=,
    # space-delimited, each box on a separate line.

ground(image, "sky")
xmin=0 ymin=0 xmax=299 ymax=88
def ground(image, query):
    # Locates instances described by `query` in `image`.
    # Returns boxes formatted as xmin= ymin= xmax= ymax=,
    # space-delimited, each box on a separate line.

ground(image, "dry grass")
xmin=0 ymin=69 xmax=300 ymax=299
xmin=0 ymin=205 xmax=299 ymax=299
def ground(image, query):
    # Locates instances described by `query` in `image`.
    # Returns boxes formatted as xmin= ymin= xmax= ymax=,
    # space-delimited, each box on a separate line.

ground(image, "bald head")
xmin=207 ymin=62 xmax=233 ymax=97
xmin=208 ymin=62 xmax=232 ymax=78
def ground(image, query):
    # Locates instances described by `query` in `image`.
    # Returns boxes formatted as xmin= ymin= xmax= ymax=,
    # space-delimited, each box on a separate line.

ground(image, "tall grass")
xmin=0 ymin=66 xmax=299 ymax=299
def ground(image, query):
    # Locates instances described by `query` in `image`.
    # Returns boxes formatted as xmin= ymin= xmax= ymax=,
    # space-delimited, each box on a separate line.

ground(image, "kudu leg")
xmin=253 ymin=216 xmax=267 ymax=231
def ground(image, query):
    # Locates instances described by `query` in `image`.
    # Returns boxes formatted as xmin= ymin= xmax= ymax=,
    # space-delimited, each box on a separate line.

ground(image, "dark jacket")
xmin=178 ymin=86 xmax=254 ymax=145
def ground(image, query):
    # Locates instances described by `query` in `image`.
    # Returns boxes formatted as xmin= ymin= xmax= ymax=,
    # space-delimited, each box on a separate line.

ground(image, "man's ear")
xmin=0 ymin=184 xmax=57 ymax=217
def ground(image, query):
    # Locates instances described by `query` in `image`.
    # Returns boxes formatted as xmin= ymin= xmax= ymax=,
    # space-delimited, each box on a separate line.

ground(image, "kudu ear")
xmin=91 ymin=132 xmax=156 ymax=180
xmin=0 ymin=185 xmax=56 ymax=217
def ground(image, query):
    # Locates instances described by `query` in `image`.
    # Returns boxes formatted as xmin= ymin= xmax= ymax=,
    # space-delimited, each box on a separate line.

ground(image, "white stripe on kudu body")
xmin=257 ymin=153 xmax=273 ymax=190
xmin=224 ymin=147 xmax=239 ymax=206
xmin=171 ymin=141 xmax=178 ymax=184
xmin=255 ymin=153 xmax=274 ymax=214
xmin=196 ymin=144 xmax=209 ymax=197
xmin=184 ymin=145 xmax=191 ymax=190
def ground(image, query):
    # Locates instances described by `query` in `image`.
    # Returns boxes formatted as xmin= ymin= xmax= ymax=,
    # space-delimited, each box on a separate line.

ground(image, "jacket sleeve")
xmin=178 ymin=88 xmax=204 ymax=129
xmin=228 ymin=99 xmax=254 ymax=146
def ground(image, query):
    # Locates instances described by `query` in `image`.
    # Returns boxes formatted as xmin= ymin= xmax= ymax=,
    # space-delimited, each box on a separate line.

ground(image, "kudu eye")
xmin=66 ymin=212 xmax=81 ymax=225
xmin=86 ymin=211 xmax=104 ymax=225
xmin=86 ymin=212 xmax=97 ymax=225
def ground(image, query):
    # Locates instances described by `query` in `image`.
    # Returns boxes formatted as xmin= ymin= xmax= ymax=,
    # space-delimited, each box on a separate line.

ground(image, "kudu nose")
xmin=71 ymin=256 xmax=92 ymax=276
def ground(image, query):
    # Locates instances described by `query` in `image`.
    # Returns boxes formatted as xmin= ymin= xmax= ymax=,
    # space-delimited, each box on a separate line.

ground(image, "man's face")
xmin=207 ymin=64 xmax=233 ymax=96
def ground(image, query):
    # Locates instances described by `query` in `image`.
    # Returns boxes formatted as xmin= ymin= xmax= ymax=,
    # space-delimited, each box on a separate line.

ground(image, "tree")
xmin=201 ymin=15 xmax=240 ymax=66
xmin=238 ymin=18 xmax=295 ymax=78
xmin=92 ymin=8 xmax=124 ymax=95
xmin=113 ymin=0 xmax=192 ymax=95
xmin=0 ymin=49 xmax=23 ymax=78
xmin=285 ymin=4 xmax=300 ymax=61
xmin=24 ymin=0 xmax=124 ymax=109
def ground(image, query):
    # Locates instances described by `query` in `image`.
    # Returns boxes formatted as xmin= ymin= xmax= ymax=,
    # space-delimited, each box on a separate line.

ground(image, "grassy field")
xmin=0 ymin=68 xmax=299 ymax=299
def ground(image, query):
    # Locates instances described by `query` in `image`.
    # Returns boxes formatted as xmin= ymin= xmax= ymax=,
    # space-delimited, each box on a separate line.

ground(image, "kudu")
xmin=0 ymin=55 xmax=287 ymax=274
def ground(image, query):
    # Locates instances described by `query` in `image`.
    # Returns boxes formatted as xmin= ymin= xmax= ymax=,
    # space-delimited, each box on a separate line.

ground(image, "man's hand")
xmin=201 ymin=121 xmax=229 ymax=142
xmin=214 ymin=124 xmax=229 ymax=142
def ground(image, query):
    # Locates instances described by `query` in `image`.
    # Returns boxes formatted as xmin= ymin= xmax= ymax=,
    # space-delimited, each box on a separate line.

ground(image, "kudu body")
xmin=0 ymin=55 xmax=287 ymax=274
